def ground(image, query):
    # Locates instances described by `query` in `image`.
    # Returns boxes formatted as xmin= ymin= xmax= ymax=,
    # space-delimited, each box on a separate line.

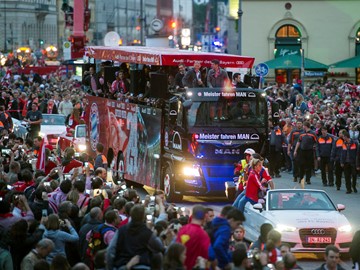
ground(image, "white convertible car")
xmin=243 ymin=189 xmax=353 ymax=253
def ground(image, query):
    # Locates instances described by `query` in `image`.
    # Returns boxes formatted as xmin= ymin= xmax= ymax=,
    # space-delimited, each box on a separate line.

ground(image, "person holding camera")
xmin=0 ymin=195 xmax=34 ymax=228
xmin=39 ymin=213 xmax=79 ymax=264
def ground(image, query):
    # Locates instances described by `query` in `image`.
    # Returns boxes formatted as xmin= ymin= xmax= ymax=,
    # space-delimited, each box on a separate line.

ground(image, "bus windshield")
xmin=187 ymin=97 xmax=267 ymax=128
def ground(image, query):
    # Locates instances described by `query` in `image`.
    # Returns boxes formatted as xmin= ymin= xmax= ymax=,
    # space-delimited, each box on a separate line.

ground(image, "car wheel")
xmin=163 ymin=166 xmax=183 ymax=202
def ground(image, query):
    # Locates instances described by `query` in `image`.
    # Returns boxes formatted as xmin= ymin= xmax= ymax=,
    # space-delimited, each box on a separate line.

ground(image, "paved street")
xmin=144 ymin=170 xmax=359 ymax=269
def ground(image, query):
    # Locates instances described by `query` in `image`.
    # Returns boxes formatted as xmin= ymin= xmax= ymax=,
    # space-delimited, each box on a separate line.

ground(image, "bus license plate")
xmin=306 ymin=236 xmax=331 ymax=244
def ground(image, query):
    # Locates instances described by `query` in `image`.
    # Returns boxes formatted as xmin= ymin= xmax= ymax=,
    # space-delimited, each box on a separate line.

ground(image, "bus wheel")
xmin=163 ymin=166 xmax=183 ymax=202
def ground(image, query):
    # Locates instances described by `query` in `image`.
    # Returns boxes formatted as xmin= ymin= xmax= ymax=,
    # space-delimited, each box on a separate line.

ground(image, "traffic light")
xmin=171 ymin=21 xmax=177 ymax=29
xmin=215 ymin=26 xmax=221 ymax=32
xmin=39 ymin=39 xmax=44 ymax=46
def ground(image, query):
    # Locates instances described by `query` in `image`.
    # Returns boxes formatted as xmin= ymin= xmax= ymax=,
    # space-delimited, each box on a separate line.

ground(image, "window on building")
xmin=276 ymin=25 xmax=301 ymax=38
xmin=274 ymin=24 xmax=302 ymax=85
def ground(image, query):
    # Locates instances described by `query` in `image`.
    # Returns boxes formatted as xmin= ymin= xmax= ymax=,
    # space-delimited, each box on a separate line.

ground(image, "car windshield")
xmin=42 ymin=115 xmax=66 ymax=125
xmin=187 ymin=98 xmax=267 ymax=128
xmin=268 ymin=190 xmax=336 ymax=211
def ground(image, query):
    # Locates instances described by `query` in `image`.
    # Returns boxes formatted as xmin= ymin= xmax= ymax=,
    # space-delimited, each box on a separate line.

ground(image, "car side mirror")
xmin=253 ymin=203 xmax=263 ymax=212
xmin=337 ymin=204 xmax=345 ymax=211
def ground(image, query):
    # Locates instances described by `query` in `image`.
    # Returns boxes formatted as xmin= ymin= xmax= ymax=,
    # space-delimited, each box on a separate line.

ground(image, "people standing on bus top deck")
xmin=182 ymin=61 xmax=204 ymax=88
xmin=207 ymin=59 xmax=229 ymax=88
xmin=174 ymin=63 xmax=186 ymax=91
xmin=232 ymin=73 xmax=250 ymax=88
xmin=109 ymin=71 xmax=130 ymax=99
xmin=82 ymin=67 xmax=102 ymax=96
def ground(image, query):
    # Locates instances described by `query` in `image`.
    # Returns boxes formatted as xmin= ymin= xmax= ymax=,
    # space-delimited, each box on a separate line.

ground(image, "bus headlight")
xmin=78 ymin=144 xmax=87 ymax=151
xmin=183 ymin=165 xmax=200 ymax=177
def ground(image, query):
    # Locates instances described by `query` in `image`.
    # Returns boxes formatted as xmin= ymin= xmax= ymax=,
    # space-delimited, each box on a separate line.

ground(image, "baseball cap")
xmin=244 ymin=148 xmax=255 ymax=155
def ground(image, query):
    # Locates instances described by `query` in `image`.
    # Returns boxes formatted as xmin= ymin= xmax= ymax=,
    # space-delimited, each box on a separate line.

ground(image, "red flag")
xmin=36 ymin=139 xmax=46 ymax=171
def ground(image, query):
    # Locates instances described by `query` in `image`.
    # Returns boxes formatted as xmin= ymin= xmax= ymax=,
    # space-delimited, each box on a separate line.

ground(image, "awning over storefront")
xmin=85 ymin=46 xmax=255 ymax=68
xmin=330 ymin=55 xmax=360 ymax=68
xmin=263 ymin=54 xmax=328 ymax=70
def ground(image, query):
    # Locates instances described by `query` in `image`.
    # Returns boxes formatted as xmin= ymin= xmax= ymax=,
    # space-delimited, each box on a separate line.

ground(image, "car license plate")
xmin=306 ymin=236 xmax=332 ymax=244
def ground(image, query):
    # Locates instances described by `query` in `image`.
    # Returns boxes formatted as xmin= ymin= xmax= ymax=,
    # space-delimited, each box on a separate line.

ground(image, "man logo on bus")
xmin=89 ymin=103 xmax=100 ymax=151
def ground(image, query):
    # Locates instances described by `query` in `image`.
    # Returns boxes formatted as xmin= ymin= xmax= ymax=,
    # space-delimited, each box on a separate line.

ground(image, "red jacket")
xmin=245 ymin=170 xmax=262 ymax=202
xmin=176 ymin=223 xmax=210 ymax=270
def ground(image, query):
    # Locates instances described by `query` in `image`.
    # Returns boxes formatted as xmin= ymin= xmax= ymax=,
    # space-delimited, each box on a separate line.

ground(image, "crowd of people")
xmin=265 ymin=79 xmax=360 ymax=195
xmin=1 ymin=60 xmax=360 ymax=270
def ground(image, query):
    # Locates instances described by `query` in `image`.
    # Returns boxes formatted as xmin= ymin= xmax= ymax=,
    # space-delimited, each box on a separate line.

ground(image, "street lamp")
xmin=237 ymin=0 xmax=243 ymax=55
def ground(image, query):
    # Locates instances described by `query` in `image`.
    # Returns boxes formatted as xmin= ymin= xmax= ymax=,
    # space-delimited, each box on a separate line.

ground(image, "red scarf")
xmin=0 ymin=213 xmax=13 ymax=218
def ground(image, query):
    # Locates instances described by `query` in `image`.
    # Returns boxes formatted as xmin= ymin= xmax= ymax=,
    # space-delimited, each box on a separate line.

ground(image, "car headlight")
xmin=275 ymin=224 xmax=296 ymax=232
xmin=338 ymin=225 xmax=352 ymax=233
xmin=183 ymin=165 xmax=200 ymax=177
xmin=78 ymin=144 xmax=87 ymax=151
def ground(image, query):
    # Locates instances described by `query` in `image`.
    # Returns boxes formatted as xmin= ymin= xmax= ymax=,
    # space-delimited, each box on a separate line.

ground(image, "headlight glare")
xmin=183 ymin=166 xmax=200 ymax=177
xmin=338 ymin=225 xmax=352 ymax=233
xmin=78 ymin=144 xmax=87 ymax=151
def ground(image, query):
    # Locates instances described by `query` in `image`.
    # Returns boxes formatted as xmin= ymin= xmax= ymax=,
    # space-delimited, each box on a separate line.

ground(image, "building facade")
xmin=0 ymin=0 xmax=58 ymax=52
xmin=227 ymin=0 xmax=360 ymax=83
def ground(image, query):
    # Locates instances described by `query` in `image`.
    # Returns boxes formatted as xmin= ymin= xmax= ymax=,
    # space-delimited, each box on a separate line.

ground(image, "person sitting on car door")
xmin=237 ymin=158 xmax=267 ymax=213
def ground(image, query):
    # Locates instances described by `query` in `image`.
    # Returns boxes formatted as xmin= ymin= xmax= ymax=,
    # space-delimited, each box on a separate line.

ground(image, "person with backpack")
xmin=85 ymin=209 xmax=120 ymax=269
xmin=107 ymin=204 xmax=164 ymax=270
xmin=208 ymin=206 xmax=245 ymax=270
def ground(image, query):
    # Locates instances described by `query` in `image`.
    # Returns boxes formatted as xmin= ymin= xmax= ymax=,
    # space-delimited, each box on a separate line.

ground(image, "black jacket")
xmin=315 ymin=263 xmax=346 ymax=270
xmin=112 ymin=222 xmax=164 ymax=268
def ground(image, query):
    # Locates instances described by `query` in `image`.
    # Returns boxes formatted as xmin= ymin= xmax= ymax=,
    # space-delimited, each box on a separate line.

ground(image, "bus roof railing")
xmin=85 ymin=46 xmax=255 ymax=69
